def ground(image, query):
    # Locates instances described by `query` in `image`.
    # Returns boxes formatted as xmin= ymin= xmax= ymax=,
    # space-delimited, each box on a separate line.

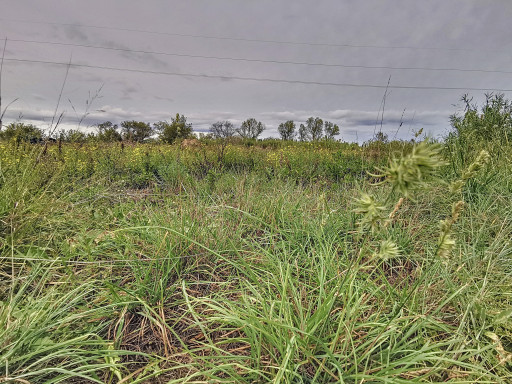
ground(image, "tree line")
xmin=0 ymin=114 xmax=341 ymax=143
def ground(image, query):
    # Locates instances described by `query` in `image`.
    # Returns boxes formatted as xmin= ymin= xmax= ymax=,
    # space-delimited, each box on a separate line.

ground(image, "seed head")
xmin=375 ymin=141 xmax=447 ymax=196
xmin=375 ymin=240 xmax=401 ymax=260
xmin=353 ymin=193 xmax=388 ymax=232
xmin=450 ymin=150 xmax=491 ymax=193
xmin=437 ymin=201 xmax=465 ymax=263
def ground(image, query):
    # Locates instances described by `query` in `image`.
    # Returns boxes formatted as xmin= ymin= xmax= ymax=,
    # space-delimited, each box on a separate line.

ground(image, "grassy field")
xmin=1 ymin=132 xmax=511 ymax=382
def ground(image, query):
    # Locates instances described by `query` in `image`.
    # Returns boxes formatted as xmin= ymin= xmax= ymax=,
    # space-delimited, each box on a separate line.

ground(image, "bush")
xmin=155 ymin=114 xmax=193 ymax=144
xmin=447 ymin=93 xmax=512 ymax=164
xmin=0 ymin=122 xmax=43 ymax=143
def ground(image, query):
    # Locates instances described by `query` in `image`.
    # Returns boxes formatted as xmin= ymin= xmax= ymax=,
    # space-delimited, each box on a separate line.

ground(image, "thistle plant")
xmin=355 ymin=141 xmax=491 ymax=268
xmin=353 ymin=192 xmax=388 ymax=233
xmin=354 ymin=140 xmax=447 ymax=238
xmin=436 ymin=149 xmax=490 ymax=263
xmin=372 ymin=140 xmax=447 ymax=197
xmin=354 ymin=140 xmax=493 ymax=269
xmin=437 ymin=200 xmax=464 ymax=263
xmin=374 ymin=239 xmax=401 ymax=260
xmin=449 ymin=149 xmax=491 ymax=193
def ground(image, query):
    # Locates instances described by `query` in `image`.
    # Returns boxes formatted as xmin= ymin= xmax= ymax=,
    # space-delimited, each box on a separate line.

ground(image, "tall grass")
xmin=0 ymin=136 xmax=511 ymax=382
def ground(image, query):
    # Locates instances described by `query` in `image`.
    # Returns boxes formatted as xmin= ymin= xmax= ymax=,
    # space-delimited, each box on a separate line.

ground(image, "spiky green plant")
xmin=372 ymin=140 xmax=447 ymax=196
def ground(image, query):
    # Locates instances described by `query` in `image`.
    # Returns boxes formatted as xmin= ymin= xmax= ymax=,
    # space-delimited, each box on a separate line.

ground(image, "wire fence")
xmin=1 ymin=17 xmax=504 ymax=52
xmin=6 ymin=38 xmax=512 ymax=75
xmin=4 ymin=58 xmax=512 ymax=93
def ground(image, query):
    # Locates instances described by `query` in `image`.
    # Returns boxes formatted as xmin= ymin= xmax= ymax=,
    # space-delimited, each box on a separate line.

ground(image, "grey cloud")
xmin=188 ymin=111 xmax=238 ymax=123
xmin=153 ymin=95 xmax=174 ymax=103
xmin=260 ymin=111 xmax=299 ymax=121
xmin=31 ymin=93 xmax=47 ymax=102
xmin=96 ymin=38 xmax=173 ymax=70
xmin=70 ymin=71 xmax=106 ymax=84
xmin=3 ymin=107 xmax=63 ymax=130
xmin=61 ymin=25 xmax=91 ymax=44
xmin=86 ymin=106 xmax=145 ymax=123
xmin=186 ymin=112 xmax=244 ymax=133
xmin=340 ymin=112 xmax=445 ymax=128
xmin=1 ymin=0 xmax=509 ymax=143
xmin=5 ymin=105 xmax=145 ymax=129
xmin=119 ymin=85 xmax=139 ymax=100
xmin=3 ymin=48 xmax=16 ymax=56
xmin=260 ymin=109 xmax=449 ymax=128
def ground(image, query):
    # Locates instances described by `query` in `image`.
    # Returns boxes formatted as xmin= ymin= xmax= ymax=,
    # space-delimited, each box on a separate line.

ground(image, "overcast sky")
xmin=1 ymin=0 xmax=511 ymax=142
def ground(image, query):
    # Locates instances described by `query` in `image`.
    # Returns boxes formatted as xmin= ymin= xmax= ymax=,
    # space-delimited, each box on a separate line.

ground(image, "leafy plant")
xmin=155 ymin=113 xmax=193 ymax=144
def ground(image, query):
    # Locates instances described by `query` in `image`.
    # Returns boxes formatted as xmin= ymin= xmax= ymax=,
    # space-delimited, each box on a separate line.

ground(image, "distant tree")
xmin=298 ymin=123 xmax=309 ymax=142
xmin=373 ymin=131 xmax=389 ymax=143
xmin=60 ymin=129 xmax=90 ymax=143
xmin=209 ymin=121 xmax=236 ymax=162
xmin=0 ymin=122 xmax=43 ymax=143
xmin=297 ymin=117 xmax=324 ymax=141
xmin=307 ymin=117 xmax=324 ymax=141
xmin=237 ymin=118 xmax=265 ymax=139
xmin=278 ymin=120 xmax=296 ymax=141
xmin=209 ymin=121 xmax=236 ymax=139
xmin=120 ymin=120 xmax=153 ymax=142
xmin=324 ymin=121 xmax=340 ymax=140
xmin=97 ymin=121 xmax=122 ymax=142
xmin=155 ymin=113 xmax=193 ymax=144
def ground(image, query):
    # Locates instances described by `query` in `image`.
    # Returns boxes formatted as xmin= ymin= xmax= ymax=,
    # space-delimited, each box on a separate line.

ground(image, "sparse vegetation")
xmin=1 ymin=95 xmax=511 ymax=383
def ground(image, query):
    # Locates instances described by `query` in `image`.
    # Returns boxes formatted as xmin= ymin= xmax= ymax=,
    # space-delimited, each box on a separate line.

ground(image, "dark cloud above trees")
xmin=1 ymin=0 xmax=511 ymax=142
